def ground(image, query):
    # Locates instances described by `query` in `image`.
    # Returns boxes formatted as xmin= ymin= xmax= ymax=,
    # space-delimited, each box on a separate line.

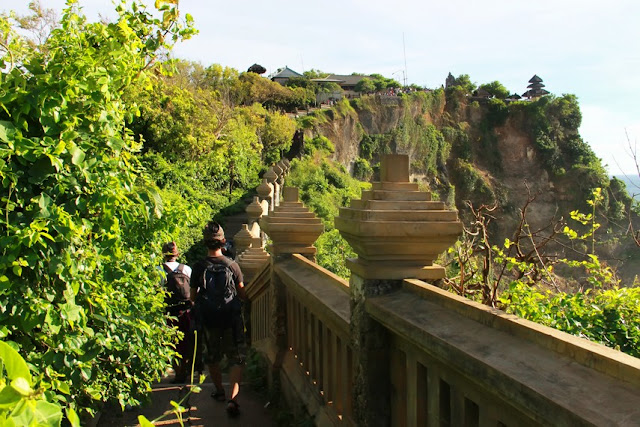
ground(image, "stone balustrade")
xmin=242 ymin=154 xmax=640 ymax=427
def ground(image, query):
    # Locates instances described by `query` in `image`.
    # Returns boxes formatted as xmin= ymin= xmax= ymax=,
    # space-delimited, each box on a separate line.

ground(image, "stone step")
xmin=335 ymin=218 xmax=463 ymax=236
xmin=349 ymin=200 xmax=446 ymax=210
xmin=371 ymin=182 xmax=420 ymax=191
xmin=361 ymin=190 xmax=431 ymax=201
xmin=268 ymin=211 xmax=317 ymax=219
xmin=339 ymin=208 xmax=458 ymax=222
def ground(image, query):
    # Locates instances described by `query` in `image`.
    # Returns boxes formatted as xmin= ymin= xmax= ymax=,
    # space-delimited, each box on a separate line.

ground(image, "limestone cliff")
xmin=298 ymin=91 xmax=638 ymax=281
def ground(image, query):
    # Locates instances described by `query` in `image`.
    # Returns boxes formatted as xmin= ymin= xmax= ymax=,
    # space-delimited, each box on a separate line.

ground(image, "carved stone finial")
xmin=246 ymin=196 xmax=264 ymax=223
xmin=233 ymin=224 xmax=254 ymax=257
xmin=272 ymin=162 xmax=283 ymax=177
xmin=257 ymin=179 xmax=274 ymax=199
xmin=335 ymin=154 xmax=463 ymax=280
xmin=264 ymin=168 xmax=278 ymax=184
xmin=260 ymin=186 xmax=323 ymax=258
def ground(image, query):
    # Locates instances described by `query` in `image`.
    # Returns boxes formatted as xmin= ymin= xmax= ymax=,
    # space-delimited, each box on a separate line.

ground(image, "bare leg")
xmin=229 ymin=364 xmax=243 ymax=400
xmin=208 ymin=363 xmax=223 ymax=393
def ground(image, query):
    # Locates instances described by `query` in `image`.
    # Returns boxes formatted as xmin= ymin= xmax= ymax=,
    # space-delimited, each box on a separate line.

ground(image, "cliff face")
xmin=300 ymin=92 xmax=639 ymax=280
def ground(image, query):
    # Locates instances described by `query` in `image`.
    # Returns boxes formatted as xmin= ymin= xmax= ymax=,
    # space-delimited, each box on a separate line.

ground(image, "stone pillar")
xmin=335 ymin=154 xmax=463 ymax=427
xmin=257 ymin=178 xmax=274 ymax=213
xmin=264 ymin=168 xmax=279 ymax=210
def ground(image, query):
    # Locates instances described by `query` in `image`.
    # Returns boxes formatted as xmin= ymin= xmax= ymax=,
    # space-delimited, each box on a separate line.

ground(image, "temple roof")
xmin=522 ymin=88 xmax=550 ymax=98
xmin=327 ymin=74 xmax=367 ymax=86
xmin=527 ymin=82 xmax=546 ymax=88
xmin=270 ymin=66 xmax=303 ymax=79
xmin=529 ymin=74 xmax=543 ymax=83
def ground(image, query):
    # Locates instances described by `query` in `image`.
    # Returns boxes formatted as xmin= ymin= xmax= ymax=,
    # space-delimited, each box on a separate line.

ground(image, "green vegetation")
xmin=443 ymin=188 xmax=640 ymax=357
xmin=478 ymin=80 xmax=510 ymax=99
xmin=501 ymin=283 xmax=640 ymax=357
xmin=0 ymin=0 xmax=197 ymax=419
xmin=285 ymin=150 xmax=368 ymax=278
xmin=354 ymin=74 xmax=401 ymax=94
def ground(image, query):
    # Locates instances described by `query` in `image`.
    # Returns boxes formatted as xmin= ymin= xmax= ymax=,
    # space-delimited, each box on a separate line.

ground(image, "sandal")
xmin=226 ymin=399 xmax=240 ymax=417
xmin=211 ymin=389 xmax=226 ymax=402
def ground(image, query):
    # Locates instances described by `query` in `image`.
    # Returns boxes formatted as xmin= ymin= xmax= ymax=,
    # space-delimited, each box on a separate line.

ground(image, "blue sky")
xmin=7 ymin=0 xmax=640 ymax=174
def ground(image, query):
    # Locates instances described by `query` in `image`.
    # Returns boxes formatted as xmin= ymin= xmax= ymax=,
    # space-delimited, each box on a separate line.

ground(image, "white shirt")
xmin=159 ymin=261 xmax=192 ymax=284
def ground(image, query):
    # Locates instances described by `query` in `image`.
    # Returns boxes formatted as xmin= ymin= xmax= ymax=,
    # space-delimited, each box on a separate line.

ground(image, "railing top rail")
xmin=274 ymin=254 xmax=350 ymax=337
xmin=403 ymin=278 xmax=640 ymax=384
xmin=365 ymin=281 xmax=640 ymax=426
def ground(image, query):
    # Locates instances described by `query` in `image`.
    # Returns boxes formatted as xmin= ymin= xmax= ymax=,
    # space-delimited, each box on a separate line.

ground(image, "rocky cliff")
xmin=298 ymin=91 xmax=638 ymax=281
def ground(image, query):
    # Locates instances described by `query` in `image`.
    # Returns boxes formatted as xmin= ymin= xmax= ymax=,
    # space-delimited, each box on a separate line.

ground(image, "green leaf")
xmin=33 ymin=400 xmax=63 ymax=426
xmin=138 ymin=415 xmax=155 ymax=427
xmin=66 ymin=407 xmax=80 ymax=427
xmin=11 ymin=378 xmax=32 ymax=396
xmin=0 ymin=385 xmax=22 ymax=409
xmin=0 ymin=121 xmax=15 ymax=143
xmin=0 ymin=342 xmax=31 ymax=385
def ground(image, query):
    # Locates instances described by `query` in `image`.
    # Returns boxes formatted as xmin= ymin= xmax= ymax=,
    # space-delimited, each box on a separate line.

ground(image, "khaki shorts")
xmin=202 ymin=323 xmax=247 ymax=366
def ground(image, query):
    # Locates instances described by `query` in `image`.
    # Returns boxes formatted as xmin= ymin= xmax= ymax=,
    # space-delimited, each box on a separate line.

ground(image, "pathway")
xmin=97 ymin=371 xmax=275 ymax=427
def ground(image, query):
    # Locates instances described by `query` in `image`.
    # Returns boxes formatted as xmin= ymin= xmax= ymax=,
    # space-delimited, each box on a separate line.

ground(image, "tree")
xmin=450 ymin=74 xmax=476 ymax=94
xmin=0 ymin=0 xmax=196 ymax=418
xmin=355 ymin=77 xmax=376 ymax=94
xmin=478 ymin=81 xmax=510 ymax=99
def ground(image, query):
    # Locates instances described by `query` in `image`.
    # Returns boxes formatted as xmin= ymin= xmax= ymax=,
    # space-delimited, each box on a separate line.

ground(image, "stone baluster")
xmin=274 ymin=161 xmax=286 ymax=189
xmin=257 ymin=178 xmax=274 ymax=213
xmin=271 ymin=164 xmax=284 ymax=207
xmin=335 ymin=154 xmax=463 ymax=426
xmin=277 ymin=159 xmax=288 ymax=175
xmin=264 ymin=168 xmax=279 ymax=211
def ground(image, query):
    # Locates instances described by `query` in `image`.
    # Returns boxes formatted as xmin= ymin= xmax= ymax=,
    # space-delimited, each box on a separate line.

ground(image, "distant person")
xmin=160 ymin=241 xmax=193 ymax=384
xmin=190 ymin=222 xmax=247 ymax=417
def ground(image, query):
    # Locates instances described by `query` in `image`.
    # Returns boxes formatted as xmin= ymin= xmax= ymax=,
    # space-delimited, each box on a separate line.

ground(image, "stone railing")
xmin=243 ymin=155 xmax=640 ymax=426
xmin=275 ymin=255 xmax=353 ymax=424
xmin=370 ymin=279 xmax=640 ymax=426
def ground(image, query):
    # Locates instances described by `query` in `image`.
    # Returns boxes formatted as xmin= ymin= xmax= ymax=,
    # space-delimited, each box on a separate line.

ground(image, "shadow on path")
xmin=97 ymin=373 xmax=275 ymax=427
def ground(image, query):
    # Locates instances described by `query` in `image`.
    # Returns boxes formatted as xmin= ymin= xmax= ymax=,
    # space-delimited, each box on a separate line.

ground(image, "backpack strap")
xmin=162 ymin=263 xmax=173 ymax=275
xmin=177 ymin=263 xmax=184 ymax=273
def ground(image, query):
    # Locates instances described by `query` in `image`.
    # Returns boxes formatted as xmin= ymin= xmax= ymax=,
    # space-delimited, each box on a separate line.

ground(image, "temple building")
xmin=522 ymin=74 xmax=550 ymax=99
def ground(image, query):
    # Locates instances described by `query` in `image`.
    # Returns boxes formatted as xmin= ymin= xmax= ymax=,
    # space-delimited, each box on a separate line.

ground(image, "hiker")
xmin=190 ymin=222 xmax=247 ymax=417
xmin=161 ymin=241 xmax=193 ymax=384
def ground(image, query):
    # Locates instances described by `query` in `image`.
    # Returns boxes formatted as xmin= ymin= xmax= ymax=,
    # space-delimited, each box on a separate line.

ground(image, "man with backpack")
xmin=190 ymin=222 xmax=247 ymax=417
xmin=160 ymin=241 xmax=193 ymax=384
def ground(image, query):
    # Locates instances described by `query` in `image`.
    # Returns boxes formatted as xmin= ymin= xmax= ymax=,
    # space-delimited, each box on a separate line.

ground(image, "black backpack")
xmin=163 ymin=263 xmax=191 ymax=315
xmin=197 ymin=261 xmax=238 ymax=326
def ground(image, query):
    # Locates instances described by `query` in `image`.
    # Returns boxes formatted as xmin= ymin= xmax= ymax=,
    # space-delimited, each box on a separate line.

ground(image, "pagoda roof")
xmin=528 ymin=74 xmax=543 ymax=83
xmin=527 ymin=82 xmax=546 ymax=88
xmin=522 ymin=88 xmax=550 ymax=98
